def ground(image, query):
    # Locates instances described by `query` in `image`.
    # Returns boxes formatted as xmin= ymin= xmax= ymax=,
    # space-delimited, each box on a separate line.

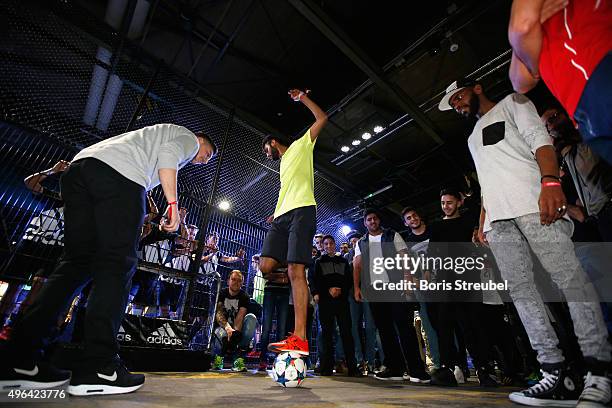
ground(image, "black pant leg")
xmin=9 ymin=162 xmax=96 ymax=361
xmin=427 ymin=301 xmax=457 ymax=368
xmin=392 ymin=302 xmax=427 ymax=375
xmin=455 ymin=302 xmax=493 ymax=370
xmin=318 ymin=299 xmax=336 ymax=371
xmin=81 ymin=159 xmax=145 ymax=366
xmin=335 ymin=298 xmax=356 ymax=369
xmin=369 ymin=301 xmax=403 ymax=373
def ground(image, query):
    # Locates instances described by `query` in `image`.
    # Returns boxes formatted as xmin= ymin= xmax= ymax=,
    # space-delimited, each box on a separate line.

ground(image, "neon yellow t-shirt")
xmin=273 ymin=130 xmax=317 ymax=218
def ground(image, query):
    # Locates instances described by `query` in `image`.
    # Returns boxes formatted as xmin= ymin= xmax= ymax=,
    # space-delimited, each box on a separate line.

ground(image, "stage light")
xmin=362 ymin=132 xmax=371 ymax=140
xmin=340 ymin=145 xmax=350 ymax=153
xmin=373 ymin=125 xmax=384 ymax=133
xmin=341 ymin=225 xmax=351 ymax=236
xmin=351 ymin=140 xmax=361 ymax=146
xmin=218 ymin=200 xmax=231 ymax=211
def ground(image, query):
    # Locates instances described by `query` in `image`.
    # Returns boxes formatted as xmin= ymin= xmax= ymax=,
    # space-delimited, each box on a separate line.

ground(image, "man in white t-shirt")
xmin=439 ymin=78 xmax=611 ymax=407
xmin=353 ymin=208 xmax=430 ymax=383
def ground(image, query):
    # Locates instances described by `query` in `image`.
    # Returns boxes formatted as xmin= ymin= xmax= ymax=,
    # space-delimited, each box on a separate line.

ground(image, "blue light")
xmin=341 ymin=225 xmax=351 ymax=236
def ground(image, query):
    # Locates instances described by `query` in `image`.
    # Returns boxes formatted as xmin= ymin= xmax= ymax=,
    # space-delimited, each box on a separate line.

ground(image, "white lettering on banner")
xmin=147 ymin=322 xmax=183 ymax=346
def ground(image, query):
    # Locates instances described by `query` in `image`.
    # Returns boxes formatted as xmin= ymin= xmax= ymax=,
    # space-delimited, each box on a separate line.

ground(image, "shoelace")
xmin=525 ymin=370 xmax=559 ymax=395
xmin=580 ymin=373 xmax=611 ymax=402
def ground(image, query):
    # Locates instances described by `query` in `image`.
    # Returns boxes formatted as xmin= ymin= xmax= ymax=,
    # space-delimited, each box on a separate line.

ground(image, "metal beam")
xmin=288 ymin=0 xmax=445 ymax=146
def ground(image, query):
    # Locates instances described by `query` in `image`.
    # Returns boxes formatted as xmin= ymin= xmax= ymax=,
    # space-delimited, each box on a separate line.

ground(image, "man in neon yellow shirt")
xmin=260 ymin=89 xmax=327 ymax=356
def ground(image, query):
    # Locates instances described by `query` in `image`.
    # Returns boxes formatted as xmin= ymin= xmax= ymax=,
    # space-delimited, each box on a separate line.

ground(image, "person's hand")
xmin=162 ymin=203 xmax=180 ymax=232
xmin=354 ymin=287 xmax=363 ymax=302
xmin=288 ymin=89 xmax=309 ymax=102
xmin=473 ymin=225 xmax=489 ymax=247
xmin=313 ymin=294 xmax=319 ymax=304
xmin=329 ymin=287 xmax=341 ymax=298
xmin=225 ymin=326 xmax=235 ymax=340
xmin=539 ymin=183 xmax=567 ymax=225
xmin=51 ymin=160 xmax=70 ymax=174
xmin=540 ymin=0 xmax=568 ymax=23
xmin=266 ymin=214 xmax=274 ymax=224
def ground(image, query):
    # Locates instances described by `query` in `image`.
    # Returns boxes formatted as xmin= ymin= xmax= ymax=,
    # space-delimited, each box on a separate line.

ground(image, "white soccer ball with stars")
xmin=270 ymin=351 xmax=306 ymax=388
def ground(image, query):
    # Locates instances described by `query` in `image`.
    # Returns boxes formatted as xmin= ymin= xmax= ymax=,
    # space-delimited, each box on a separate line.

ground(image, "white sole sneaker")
xmin=509 ymin=391 xmax=577 ymax=407
xmin=0 ymin=378 xmax=70 ymax=391
xmin=409 ymin=376 xmax=432 ymax=384
xmin=68 ymin=383 xmax=144 ymax=396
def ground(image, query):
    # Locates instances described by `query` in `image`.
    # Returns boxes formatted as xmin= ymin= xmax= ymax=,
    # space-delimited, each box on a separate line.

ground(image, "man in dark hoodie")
xmin=312 ymin=235 xmax=359 ymax=376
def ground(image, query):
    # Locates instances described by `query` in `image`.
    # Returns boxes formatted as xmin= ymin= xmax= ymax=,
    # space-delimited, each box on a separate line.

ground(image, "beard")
xmin=463 ymin=93 xmax=480 ymax=120
xmin=270 ymin=146 xmax=280 ymax=161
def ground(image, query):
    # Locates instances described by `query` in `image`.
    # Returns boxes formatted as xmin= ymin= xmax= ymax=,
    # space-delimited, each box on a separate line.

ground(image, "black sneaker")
xmin=509 ymin=368 xmax=580 ymax=407
xmin=68 ymin=360 xmax=144 ymax=396
xmin=431 ymin=366 xmax=458 ymax=387
xmin=477 ymin=367 xmax=499 ymax=387
xmin=407 ymin=370 xmax=431 ymax=384
xmin=577 ymin=372 xmax=611 ymax=408
xmin=374 ymin=368 xmax=404 ymax=381
xmin=0 ymin=360 xmax=71 ymax=390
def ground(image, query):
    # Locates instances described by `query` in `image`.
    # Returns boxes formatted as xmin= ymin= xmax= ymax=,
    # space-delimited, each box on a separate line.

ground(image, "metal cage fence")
xmin=0 ymin=0 xmax=359 ymax=353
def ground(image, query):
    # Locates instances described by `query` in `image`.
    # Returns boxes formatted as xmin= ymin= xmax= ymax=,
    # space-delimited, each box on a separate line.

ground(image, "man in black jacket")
xmin=312 ymin=235 xmax=359 ymax=377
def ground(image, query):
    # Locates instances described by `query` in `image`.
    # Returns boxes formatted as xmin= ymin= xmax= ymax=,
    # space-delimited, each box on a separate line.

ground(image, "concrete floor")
xmin=22 ymin=371 xmax=521 ymax=408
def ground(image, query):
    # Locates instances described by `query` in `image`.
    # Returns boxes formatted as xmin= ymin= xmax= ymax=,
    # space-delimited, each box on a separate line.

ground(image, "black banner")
xmin=117 ymin=315 xmax=190 ymax=349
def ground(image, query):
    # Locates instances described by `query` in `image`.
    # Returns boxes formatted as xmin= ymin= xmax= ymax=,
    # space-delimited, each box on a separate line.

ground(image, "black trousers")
xmin=426 ymin=301 xmax=491 ymax=370
xmin=9 ymin=158 xmax=145 ymax=368
xmin=318 ymin=297 xmax=355 ymax=371
xmin=369 ymin=301 xmax=426 ymax=375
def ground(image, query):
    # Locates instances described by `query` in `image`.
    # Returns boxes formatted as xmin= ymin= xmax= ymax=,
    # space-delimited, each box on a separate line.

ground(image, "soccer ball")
xmin=270 ymin=351 xmax=306 ymax=388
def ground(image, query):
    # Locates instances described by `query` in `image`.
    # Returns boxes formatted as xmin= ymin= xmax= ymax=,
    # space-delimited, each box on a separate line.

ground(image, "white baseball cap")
xmin=438 ymin=78 xmax=476 ymax=111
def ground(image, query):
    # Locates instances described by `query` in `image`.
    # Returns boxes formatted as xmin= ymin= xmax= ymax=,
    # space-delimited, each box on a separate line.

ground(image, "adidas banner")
xmin=117 ymin=315 xmax=189 ymax=349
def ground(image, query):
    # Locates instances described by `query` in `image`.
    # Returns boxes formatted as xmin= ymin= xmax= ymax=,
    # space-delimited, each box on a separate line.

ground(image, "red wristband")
xmin=168 ymin=201 xmax=178 ymax=205
xmin=542 ymin=182 xmax=561 ymax=187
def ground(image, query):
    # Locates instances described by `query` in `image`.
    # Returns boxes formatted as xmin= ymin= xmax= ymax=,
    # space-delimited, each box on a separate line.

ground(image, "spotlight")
xmin=449 ymin=42 xmax=459 ymax=52
xmin=218 ymin=200 xmax=230 ymax=211
xmin=373 ymin=126 xmax=384 ymax=133
xmin=340 ymin=145 xmax=350 ymax=153
xmin=361 ymin=132 xmax=372 ymax=140
xmin=351 ymin=140 xmax=361 ymax=146
xmin=341 ymin=225 xmax=351 ymax=236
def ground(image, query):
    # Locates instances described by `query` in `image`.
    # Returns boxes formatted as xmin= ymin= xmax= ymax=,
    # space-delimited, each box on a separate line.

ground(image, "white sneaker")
xmin=454 ymin=365 xmax=466 ymax=384
xmin=577 ymin=372 xmax=611 ymax=408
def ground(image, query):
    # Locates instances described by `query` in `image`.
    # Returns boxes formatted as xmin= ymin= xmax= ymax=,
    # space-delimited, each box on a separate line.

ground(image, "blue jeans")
xmin=212 ymin=313 xmax=257 ymax=356
xmin=348 ymin=295 xmax=382 ymax=367
xmin=259 ymin=287 xmax=289 ymax=362
xmin=574 ymin=53 xmax=612 ymax=165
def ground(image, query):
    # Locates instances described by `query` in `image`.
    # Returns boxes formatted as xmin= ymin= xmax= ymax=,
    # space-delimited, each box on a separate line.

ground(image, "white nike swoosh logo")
xmin=97 ymin=371 xmax=117 ymax=382
xmin=14 ymin=365 xmax=39 ymax=376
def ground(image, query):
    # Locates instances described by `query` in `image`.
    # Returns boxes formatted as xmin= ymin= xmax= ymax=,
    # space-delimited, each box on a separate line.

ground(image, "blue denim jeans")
xmin=574 ymin=53 xmax=612 ymax=165
xmin=212 ymin=313 xmax=257 ymax=356
xmin=347 ymin=294 xmax=383 ymax=367
xmin=259 ymin=287 xmax=289 ymax=362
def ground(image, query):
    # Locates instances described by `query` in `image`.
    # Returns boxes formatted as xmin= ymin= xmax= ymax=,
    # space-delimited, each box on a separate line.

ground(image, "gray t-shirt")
xmin=73 ymin=124 xmax=199 ymax=191
xmin=468 ymin=94 xmax=552 ymax=229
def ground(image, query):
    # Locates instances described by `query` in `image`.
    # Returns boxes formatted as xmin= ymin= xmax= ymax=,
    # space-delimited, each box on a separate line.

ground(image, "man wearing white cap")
xmin=439 ymin=80 xmax=611 ymax=407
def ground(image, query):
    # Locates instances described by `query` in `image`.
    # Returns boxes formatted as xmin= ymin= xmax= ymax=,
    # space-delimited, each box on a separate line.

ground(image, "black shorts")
xmin=261 ymin=205 xmax=316 ymax=265
xmin=131 ymin=270 xmax=158 ymax=305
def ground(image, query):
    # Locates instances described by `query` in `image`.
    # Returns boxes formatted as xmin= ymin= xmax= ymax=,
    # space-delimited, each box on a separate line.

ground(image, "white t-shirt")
xmin=468 ymin=94 xmax=553 ymax=229
xmin=354 ymin=232 xmax=407 ymax=284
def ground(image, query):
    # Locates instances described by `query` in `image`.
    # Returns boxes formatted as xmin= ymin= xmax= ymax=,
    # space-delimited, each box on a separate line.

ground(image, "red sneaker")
xmin=267 ymin=333 xmax=309 ymax=356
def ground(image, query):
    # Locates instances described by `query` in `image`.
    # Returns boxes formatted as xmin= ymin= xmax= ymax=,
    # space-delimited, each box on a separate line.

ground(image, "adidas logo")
xmin=147 ymin=322 xmax=183 ymax=346
xmin=116 ymin=325 xmax=132 ymax=342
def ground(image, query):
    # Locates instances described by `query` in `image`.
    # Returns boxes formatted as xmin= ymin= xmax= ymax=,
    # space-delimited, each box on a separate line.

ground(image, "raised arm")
xmin=24 ymin=160 xmax=70 ymax=194
xmin=508 ymin=0 xmax=545 ymax=78
xmin=288 ymin=89 xmax=328 ymax=142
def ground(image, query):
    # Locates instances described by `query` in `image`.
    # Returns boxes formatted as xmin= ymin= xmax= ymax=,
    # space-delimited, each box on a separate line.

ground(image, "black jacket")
xmin=312 ymin=254 xmax=352 ymax=300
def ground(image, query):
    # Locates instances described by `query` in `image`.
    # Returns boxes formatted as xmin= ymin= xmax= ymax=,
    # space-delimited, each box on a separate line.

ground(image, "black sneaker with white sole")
xmin=577 ymin=372 xmax=611 ymax=408
xmin=0 ymin=360 xmax=71 ymax=391
xmin=374 ymin=368 xmax=404 ymax=381
xmin=407 ymin=370 xmax=431 ymax=384
xmin=68 ymin=361 xmax=144 ymax=396
xmin=509 ymin=368 xmax=580 ymax=407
